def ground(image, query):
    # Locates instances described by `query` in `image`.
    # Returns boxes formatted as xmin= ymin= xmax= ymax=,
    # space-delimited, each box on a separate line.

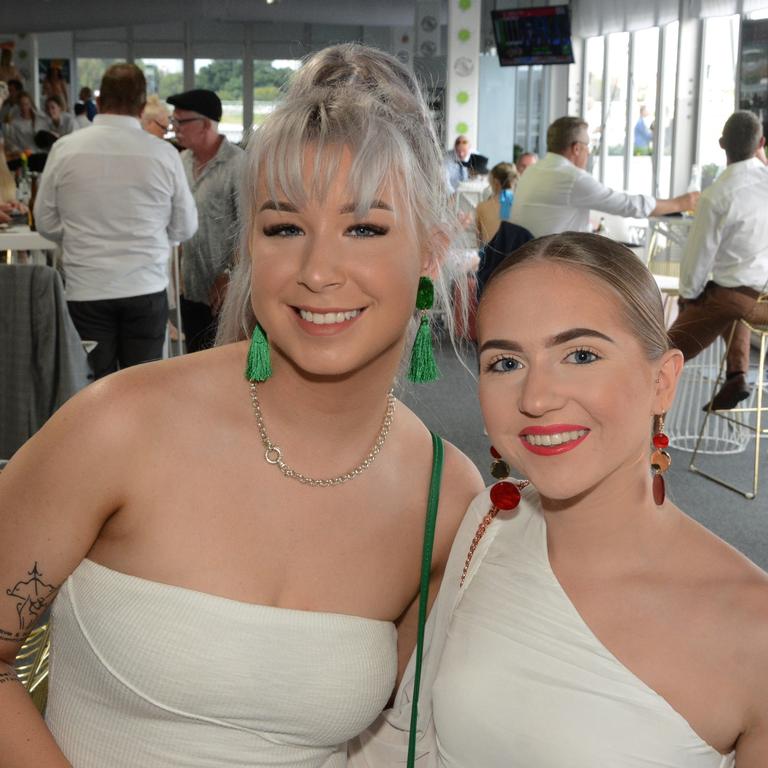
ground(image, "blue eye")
xmin=488 ymin=356 xmax=522 ymax=373
xmin=347 ymin=224 xmax=388 ymax=237
xmin=566 ymin=348 xmax=600 ymax=364
xmin=263 ymin=224 xmax=303 ymax=237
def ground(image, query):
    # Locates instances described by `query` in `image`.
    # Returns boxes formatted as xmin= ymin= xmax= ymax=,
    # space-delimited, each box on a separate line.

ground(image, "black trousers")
xmin=180 ymin=295 xmax=217 ymax=353
xmin=67 ymin=290 xmax=168 ymax=379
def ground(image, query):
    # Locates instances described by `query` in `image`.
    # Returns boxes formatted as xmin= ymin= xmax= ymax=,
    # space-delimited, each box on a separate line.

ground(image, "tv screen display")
xmin=491 ymin=6 xmax=575 ymax=66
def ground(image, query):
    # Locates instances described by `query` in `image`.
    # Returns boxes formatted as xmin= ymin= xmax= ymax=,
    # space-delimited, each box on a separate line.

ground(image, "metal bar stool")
xmin=689 ymin=293 xmax=768 ymax=499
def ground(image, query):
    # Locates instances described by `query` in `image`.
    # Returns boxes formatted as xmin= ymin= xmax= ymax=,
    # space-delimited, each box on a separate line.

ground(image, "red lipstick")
xmin=518 ymin=424 xmax=590 ymax=456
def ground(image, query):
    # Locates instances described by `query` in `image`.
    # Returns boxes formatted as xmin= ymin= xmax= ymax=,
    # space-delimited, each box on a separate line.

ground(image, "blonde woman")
xmin=0 ymin=44 xmax=481 ymax=767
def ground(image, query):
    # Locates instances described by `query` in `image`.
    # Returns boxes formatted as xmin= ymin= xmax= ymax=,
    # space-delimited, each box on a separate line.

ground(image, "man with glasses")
xmin=511 ymin=116 xmax=698 ymax=238
xmin=167 ymin=88 xmax=244 ymax=352
xmin=34 ymin=63 xmax=197 ymax=379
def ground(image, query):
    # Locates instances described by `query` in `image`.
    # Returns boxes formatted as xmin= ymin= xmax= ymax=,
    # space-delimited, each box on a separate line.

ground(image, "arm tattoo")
xmin=0 ymin=670 xmax=20 ymax=686
xmin=4 ymin=563 xmax=56 ymax=634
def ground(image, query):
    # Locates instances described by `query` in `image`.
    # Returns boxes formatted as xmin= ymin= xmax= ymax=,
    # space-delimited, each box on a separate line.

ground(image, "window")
xmin=604 ymin=32 xmax=629 ymax=191
xmin=585 ymin=36 xmax=605 ymax=180
xmin=657 ymin=22 xmax=679 ymax=198
xmin=628 ymin=27 xmax=659 ymax=194
xmin=195 ymin=58 xmax=243 ymax=143
xmin=698 ymin=14 xmax=740 ymax=182
xmin=252 ymin=59 xmax=298 ymax=128
xmin=136 ymin=59 xmax=183 ymax=100
xmin=76 ymin=58 xmax=119 ymax=95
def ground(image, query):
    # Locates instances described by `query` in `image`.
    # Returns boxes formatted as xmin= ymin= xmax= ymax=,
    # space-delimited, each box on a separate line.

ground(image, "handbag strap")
xmin=407 ymin=431 xmax=444 ymax=767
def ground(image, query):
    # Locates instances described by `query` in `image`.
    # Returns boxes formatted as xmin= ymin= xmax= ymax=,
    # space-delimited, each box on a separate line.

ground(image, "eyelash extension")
xmin=347 ymin=223 xmax=389 ymax=236
xmin=483 ymin=354 xmax=521 ymax=373
xmin=262 ymin=223 xmax=302 ymax=236
xmin=566 ymin=346 xmax=602 ymax=363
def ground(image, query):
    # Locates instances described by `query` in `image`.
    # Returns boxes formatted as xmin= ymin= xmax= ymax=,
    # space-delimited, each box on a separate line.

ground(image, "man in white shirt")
xmin=35 ymin=63 xmax=197 ymax=379
xmin=668 ymin=111 xmax=768 ymax=410
xmin=511 ymin=116 xmax=698 ymax=238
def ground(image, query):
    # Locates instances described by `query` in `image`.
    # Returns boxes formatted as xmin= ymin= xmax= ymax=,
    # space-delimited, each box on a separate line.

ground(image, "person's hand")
xmin=678 ymin=191 xmax=700 ymax=212
xmin=1 ymin=201 xmax=28 ymax=214
xmin=208 ymin=272 xmax=230 ymax=317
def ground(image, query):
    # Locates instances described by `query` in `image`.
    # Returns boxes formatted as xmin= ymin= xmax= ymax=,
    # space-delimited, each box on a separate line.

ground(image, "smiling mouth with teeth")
xmin=297 ymin=308 xmax=362 ymax=325
xmin=523 ymin=429 xmax=588 ymax=447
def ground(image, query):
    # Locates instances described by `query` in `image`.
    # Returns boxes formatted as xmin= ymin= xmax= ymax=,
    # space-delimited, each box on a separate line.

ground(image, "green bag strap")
xmin=407 ymin=431 xmax=444 ymax=768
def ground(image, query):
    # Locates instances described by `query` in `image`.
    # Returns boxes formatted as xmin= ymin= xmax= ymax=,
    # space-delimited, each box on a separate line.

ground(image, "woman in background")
xmin=4 ymin=91 xmax=43 ymax=158
xmin=43 ymin=95 xmax=75 ymax=138
xmin=474 ymin=161 xmax=518 ymax=244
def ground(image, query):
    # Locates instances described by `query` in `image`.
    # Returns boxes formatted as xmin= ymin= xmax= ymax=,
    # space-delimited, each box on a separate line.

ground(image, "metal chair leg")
xmin=688 ymin=320 xmax=767 ymax=500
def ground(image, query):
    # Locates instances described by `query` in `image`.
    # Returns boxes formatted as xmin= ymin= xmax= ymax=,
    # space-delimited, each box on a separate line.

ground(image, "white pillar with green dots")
xmin=446 ymin=0 xmax=481 ymax=151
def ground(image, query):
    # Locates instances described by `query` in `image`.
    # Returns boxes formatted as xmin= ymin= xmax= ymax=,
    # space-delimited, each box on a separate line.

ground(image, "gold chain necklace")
xmin=249 ymin=382 xmax=397 ymax=487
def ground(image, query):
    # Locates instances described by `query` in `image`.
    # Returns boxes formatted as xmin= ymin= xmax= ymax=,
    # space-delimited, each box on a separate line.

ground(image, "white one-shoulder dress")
xmin=431 ymin=490 xmax=736 ymax=768
xmin=46 ymin=559 xmax=397 ymax=767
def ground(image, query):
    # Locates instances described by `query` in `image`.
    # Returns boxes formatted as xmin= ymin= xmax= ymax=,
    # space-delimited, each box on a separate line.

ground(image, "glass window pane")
xmin=252 ymin=59 xmax=298 ymax=129
xmin=529 ymin=65 xmax=544 ymax=154
xmin=76 ymin=58 xmax=119 ymax=95
xmin=628 ymin=27 xmax=659 ymax=194
xmin=658 ymin=21 xmax=679 ymax=198
xmin=698 ymin=15 xmax=740 ymax=183
xmin=515 ymin=66 xmax=530 ymax=157
xmin=194 ymin=58 xmax=243 ymax=143
xmin=136 ymin=59 xmax=183 ymax=100
xmin=585 ymin=36 xmax=605 ymax=179
xmin=604 ymin=32 xmax=629 ymax=191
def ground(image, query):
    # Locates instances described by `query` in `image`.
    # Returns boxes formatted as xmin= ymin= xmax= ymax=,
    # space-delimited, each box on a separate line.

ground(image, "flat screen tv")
xmin=491 ymin=6 xmax=574 ymax=66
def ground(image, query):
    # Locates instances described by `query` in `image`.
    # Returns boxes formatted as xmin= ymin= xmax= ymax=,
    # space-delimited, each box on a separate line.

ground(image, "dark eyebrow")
xmin=338 ymin=199 xmax=393 ymax=215
xmin=479 ymin=328 xmax=614 ymax=354
xmin=259 ymin=199 xmax=394 ymax=214
xmin=259 ymin=200 xmax=298 ymax=213
xmin=549 ymin=328 xmax=615 ymax=346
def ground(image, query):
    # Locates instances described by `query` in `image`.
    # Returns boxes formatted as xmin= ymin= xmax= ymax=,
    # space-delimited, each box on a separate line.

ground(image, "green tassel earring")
xmin=408 ymin=276 xmax=440 ymax=383
xmin=245 ymin=323 xmax=273 ymax=382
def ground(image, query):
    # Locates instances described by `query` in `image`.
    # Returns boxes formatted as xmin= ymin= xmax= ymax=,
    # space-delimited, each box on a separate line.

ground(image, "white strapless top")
xmin=46 ymin=559 xmax=397 ymax=767
xmin=432 ymin=496 xmax=736 ymax=768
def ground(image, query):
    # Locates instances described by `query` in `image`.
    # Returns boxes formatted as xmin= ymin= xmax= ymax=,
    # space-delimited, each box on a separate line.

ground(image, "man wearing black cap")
xmin=167 ymin=88 xmax=244 ymax=352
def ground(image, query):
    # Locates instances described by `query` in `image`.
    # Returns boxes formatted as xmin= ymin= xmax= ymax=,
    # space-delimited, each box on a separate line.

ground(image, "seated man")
xmin=515 ymin=151 xmax=538 ymax=175
xmin=668 ymin=111 xmax=768 ymax=410
xmin=444 ymin=134 xmax=488 ymax=193
xmin=511 ymin=116 xmax=697 ymax=237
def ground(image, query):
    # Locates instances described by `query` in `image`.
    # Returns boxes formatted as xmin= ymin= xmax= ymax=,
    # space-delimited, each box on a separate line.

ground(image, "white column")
xmin=446 ymin=0 xmax=481 ymax=149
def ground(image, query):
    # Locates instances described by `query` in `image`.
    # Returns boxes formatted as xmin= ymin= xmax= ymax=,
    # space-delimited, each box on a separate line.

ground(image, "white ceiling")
xmin=3 ymin=0 xmax=436 ymax=33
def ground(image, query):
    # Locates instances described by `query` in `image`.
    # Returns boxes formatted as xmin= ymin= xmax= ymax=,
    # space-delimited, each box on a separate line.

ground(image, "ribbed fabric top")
xmin=432 ymin=498 xmax=736 ymax=768
xmin=46 ymin=559 xmax=397 ymax=768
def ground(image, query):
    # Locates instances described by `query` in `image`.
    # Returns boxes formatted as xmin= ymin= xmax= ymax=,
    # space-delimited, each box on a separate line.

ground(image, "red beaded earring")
xmin=489 ymin=446 xmax=510 ymax=479
xmin=651 ymin=414 xmax=671 ymax=505
xmin=461 ymin=448 xmax=529 ymax=586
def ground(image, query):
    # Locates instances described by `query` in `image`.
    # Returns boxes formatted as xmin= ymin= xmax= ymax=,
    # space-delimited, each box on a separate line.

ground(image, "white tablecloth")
xmin=0 ymin=226 xmax=57 ymax=257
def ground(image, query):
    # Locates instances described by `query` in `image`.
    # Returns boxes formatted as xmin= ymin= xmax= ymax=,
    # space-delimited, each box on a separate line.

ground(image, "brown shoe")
xmin=703 ymin=373 xmax=751 ymax=411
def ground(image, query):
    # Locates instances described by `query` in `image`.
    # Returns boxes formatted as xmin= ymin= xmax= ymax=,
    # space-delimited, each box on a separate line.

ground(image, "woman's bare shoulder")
xmin=20 ymin=342 xmax=249 ymax=461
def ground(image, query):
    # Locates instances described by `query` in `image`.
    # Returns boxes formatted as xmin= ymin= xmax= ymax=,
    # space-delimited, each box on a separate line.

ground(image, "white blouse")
xmin=432 ymin=492 xmax=735 ymax=768
xmin=47 ymin=559 xmax=397 ymax=767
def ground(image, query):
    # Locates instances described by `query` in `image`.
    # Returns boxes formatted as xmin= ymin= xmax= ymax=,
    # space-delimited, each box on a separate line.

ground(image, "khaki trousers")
xmin=668 ymin=282 xmax=768 ymax=374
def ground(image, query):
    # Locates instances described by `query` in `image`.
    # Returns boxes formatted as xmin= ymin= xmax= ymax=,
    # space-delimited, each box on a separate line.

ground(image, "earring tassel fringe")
xmin=408 ymin=315 xmax=440 ymax=383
